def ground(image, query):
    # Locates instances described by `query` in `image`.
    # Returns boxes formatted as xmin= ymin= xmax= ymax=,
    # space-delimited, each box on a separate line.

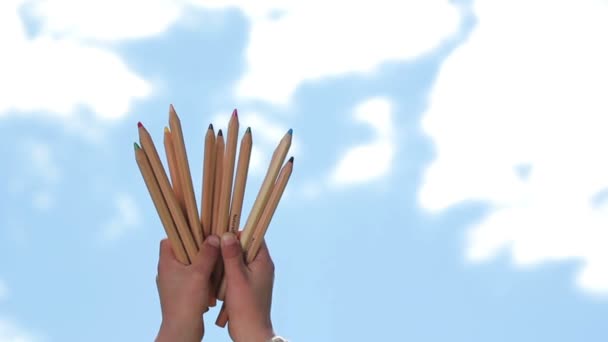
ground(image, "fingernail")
xmin=222 ymin=232 xmax=237 ymax=246
xmin=206 ymin=235 xmax=220 ymax=247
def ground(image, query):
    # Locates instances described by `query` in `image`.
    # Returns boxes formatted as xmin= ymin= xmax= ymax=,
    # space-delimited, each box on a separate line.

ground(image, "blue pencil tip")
xmin=287 ymin=128 xmax=293 ymax=135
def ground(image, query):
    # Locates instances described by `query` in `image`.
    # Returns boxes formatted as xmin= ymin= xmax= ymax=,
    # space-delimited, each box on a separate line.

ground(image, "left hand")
xmin=155 ymin=235 xmax=220 ymax=342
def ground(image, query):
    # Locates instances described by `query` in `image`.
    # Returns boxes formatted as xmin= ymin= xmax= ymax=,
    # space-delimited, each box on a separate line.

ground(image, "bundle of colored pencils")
xmin=134 ymin=104 xmax=293 ymax=327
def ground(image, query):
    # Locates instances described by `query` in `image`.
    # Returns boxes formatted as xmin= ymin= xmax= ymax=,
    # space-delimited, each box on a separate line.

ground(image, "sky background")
xmin=1 ymin=0 xmax=608 ymax=341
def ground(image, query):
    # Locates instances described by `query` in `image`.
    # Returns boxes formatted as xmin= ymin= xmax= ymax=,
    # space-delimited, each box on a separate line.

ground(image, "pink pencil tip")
xmin=232 ymin=108 xmax=238 ymax=118
xmin=137 ymin=122 xmax=143 ymax=128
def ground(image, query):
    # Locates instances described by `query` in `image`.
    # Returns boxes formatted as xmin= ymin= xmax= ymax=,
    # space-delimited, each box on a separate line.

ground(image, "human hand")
xmin=155 ymin=236 xmax=220 ymax=342
xmin=220 ymin=232 xmax=275 ymax=342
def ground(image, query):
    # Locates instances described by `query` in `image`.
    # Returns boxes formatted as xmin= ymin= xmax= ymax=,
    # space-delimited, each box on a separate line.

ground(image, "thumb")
xmin=191 ymin=235 xmax=220 ymax=277
xmin=221 ymin=232 xmax=248 ymax=282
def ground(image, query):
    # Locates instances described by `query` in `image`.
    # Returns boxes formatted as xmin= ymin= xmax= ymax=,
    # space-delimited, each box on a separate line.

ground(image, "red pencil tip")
xmin=232 ymin=108 xmax=238 ymax=118
xmin=137 ymin=122 xmax=143 ymax=128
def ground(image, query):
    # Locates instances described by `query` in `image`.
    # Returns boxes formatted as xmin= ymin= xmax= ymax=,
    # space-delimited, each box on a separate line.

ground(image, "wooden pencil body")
xmin=229 ymin=128 xmax=252 ymax=232
xmin=139 ymin=126 xmax=199 ymax=261
xmin=216 ymin=157 xmax=293 ymax=300
xmin=164 ymin=129 xmax=185 ymax=211
xmin=135 ymin=147 xmax=189 ymax=264
xmin=201 ymin=125 xmax=216 ymax=240
xmin=247 ymin=159 xmax=293 ymax=262
xmin=216 ymin=158 xmax=293 ymax=326
xmin=169 ymin=105 xmax=202 ymax=247
xmin=216 ymin=113 xmax=239 ymax=236
xmin=212 ymin=132 xmax=225 ymax=235
xmin=239 ymin=130 xmax=292 ymax=249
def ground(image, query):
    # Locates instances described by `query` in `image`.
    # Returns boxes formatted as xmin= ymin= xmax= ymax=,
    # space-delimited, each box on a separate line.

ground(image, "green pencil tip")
xmin=134 ymin=142 xmax=140 ymax=150
xmin=246 ymin=127 xmax=251 ymax=133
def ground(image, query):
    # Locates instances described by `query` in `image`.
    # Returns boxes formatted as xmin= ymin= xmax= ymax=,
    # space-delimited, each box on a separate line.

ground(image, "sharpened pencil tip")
xmin=232 ymin=108 xmax=238 ymax=118
xmin=287 ymin=128 xmax=293 ymax=135
xmin=164 ymin=126 xmax=170 ymax=134
xmin=137 ymin=121 xmax=143 ymax=128
xmin=134 ymin=142 xmax=140 ymax=150
xmin=218 ymin=129 xmax=223 ymax=137
xmin=246 ymin=127 xmax=251 ymax=133
xmin=288 ymin=156 xmax=294 ymax=163
xmin=209 ymin=123 xmax=214 ymax=130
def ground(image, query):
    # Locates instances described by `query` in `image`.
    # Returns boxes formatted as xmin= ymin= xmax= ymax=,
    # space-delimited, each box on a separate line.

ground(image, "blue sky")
xmin=2 ymin=0 xmax=608 ymax=341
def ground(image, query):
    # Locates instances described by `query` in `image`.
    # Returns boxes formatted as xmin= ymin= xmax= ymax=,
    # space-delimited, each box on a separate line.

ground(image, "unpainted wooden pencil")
xmin=134 ymin=143 xmax=189 ymax=264
xmin=164 ymin=127 xmax=185 ymax=212
xmin=229 ymin=126 xmax=252 ymax=233
xmin=139 ymin=123 xmax=198 ymax=261
xmin=216 ymin=157 xmax=294 ymax=326
xmin=211 ymin=130 xmax=225 ymax=234
xmin=200 ymin=124 xmax=216 ymax=242
xmin=216 ymin=155 xmax=293 ymax=300
xmin=239 ymin=129 xmax=292 ymax=251
xmin=169 ymin=104 xmax=203 ymax=247
xmin=216 ymin=109 xmax=239 ymax=236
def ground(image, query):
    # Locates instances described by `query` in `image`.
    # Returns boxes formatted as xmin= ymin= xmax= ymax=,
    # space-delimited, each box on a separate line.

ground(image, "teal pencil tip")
xmin=246 ymin=127 xmax=251 ymax=133
xmin=134 ymin=142 xmax=140 ymax=150
xmin=287 ymin=128 xmax=293 ymax=135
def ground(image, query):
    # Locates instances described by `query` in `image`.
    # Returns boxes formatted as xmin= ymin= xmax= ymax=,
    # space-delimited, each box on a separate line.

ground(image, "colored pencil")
xmin=200 ymin=124 xmax=216 ymax=241
xmin=169 ymin=104 xmax=203 ymax=247
xmin=216 ymin=109 xmax=239 ymax=236
xmin=239 ymin=129 xmax=292 ymax=250
xmin=217 ymin=154 xmax=293 ymax=299
xmin=216 ymin=157 xmax=294 ymax=326
xmin=229 ymin=127 xmax=252 ymax=232
xmin=164 ymin=127 xmax=185 ymax=212
xmin=134 ymin=143 xmax=189 ymax=264
xmin=212 ymin=130 xmax=225 ymax=234
xmin=138 ymin=123 xmax=198 ymax=261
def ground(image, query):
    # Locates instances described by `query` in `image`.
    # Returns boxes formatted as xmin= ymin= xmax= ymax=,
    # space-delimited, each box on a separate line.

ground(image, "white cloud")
xmin=0 ymin=0 xmax=151 ymax=121
xmin=420 ymin=0 xmax=608 ymax=293
xmin=330 ymin=97 xmax=395 ymax=187
xmin=28 ymin=0 xmax=182 ymax=42
xmin=100 ymin=194 xmax=141 ymax=241
xmin=1 ymin=0 xmax=460 ymax=121
xmin=0 ymin=318 xmax=39 ymax=342
xmin=234 ymin=0 xmax=461 ymax=105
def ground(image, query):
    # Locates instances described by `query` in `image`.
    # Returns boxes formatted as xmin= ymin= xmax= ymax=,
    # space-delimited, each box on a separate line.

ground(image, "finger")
xmin=159 ymin=239 xmax=174 ymax=259
xmin=221 ymin=232 xmax=248 ymax=283
xmin=191 ymin=235 xmax=221 ymax=277
xmin=158 ymin=238 xmax=182 ymax=271
xmin=249 ymin=239 xmax=275 ymax=273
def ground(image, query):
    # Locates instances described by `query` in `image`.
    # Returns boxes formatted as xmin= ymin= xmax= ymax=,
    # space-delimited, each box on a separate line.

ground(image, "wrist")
xmin=157 ymin=318 xmax=203 ymax=342
xmin=253 ymin=325 xmax=275 ymax=342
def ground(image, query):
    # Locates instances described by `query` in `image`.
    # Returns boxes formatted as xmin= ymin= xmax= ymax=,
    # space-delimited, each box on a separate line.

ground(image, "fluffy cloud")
xmin=420 ymin=0 xmax=608 ymax=293
xmin=1 ymin=0 xmax=460 ymax=120
xmin=27 ymin=0 xmax=182 ymax=42
xmin=233 ymin=0 xmax=461 ymax=105
xmin=0 ymin=0 xmax=151 ymax=121
xmin=99 ymin=194 xmax=141 ymax=241
xmin=330 ymin=97 xmax=395 ymax=187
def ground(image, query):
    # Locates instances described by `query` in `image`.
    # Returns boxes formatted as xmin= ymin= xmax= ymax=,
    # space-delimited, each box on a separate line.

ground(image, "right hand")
xmin=220 ymin=232 xmax=275 ymax=342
